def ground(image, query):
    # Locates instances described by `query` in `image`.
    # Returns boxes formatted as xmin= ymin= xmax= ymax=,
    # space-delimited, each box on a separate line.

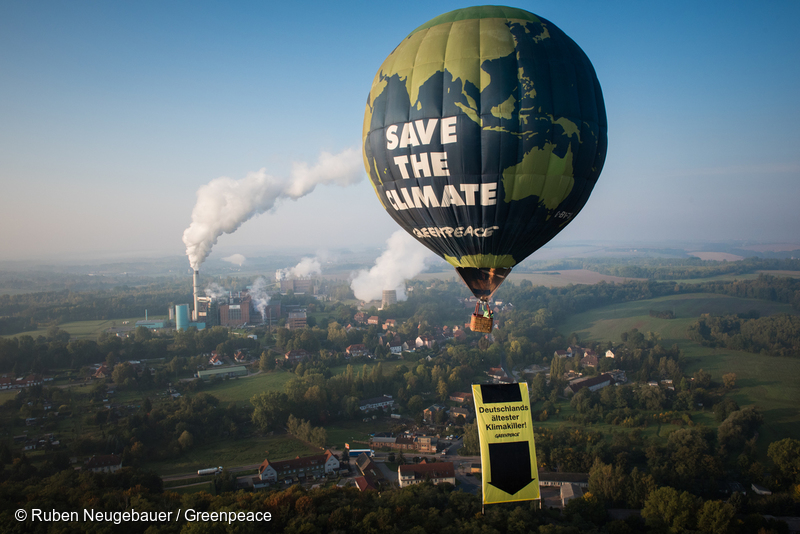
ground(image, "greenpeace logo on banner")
xmin=384 ymin=117 xmax=498 ymax=211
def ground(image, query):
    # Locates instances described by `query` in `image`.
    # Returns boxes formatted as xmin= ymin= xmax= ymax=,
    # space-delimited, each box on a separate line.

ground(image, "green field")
xmin=201 ymin=370 xmax=295 ymax=405
xmin=2 ymin=317 xmax=165 ymax=340
xmin=556 ymin=293 xmax=800 ymax=454
xmin=143 ymin=434 xmax=322 ymax=476
xmin=201 ymin=360 xmax=412 ymax=406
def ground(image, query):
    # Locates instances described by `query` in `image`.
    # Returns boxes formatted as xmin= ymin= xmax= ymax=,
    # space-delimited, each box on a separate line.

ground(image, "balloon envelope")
xmin=363 ymin=6 xmax=607 ymax=299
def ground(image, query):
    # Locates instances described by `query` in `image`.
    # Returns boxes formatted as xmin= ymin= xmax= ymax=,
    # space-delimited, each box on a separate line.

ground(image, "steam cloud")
xmin=222 ymin=254 xmax=247 ymax=266
xmin=182 ymin=148 xmax=363 ymax=270
xmin=204 ymin=283 xmax=228 ymax=300
xmin=277 ymin=256 xmax=323 ymax=280
xmin=249 ymin=277 xmax=270 ymax=322
xmin=350 ymin=230 xmax=436 ymax=302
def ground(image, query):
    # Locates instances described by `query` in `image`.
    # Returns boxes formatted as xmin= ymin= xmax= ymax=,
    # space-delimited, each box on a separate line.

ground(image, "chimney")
xmin=193 ymin=270 xmax=199 ymax=322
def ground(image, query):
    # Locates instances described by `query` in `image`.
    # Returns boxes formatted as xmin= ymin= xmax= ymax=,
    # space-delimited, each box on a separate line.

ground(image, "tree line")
xmin=688 ymin=313 xmax=800 ymax=357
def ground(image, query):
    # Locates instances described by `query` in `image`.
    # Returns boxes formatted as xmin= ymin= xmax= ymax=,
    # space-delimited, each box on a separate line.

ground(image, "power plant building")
xmin=280 ymin=278 xmax=314 ymax=295
xmin=219 ymin=294 xmax=252 ymax=327
xmin=287 ymin=310 xmax=307 ymax=330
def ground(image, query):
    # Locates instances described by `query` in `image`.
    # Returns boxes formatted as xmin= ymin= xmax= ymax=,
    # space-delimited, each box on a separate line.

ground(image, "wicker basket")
xmin=471 ymin=313 xmax=493 ymax=333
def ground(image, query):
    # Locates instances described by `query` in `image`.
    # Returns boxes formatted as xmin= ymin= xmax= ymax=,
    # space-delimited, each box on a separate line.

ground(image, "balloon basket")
xmin=471 ymin=314 xmax=493 ymax=333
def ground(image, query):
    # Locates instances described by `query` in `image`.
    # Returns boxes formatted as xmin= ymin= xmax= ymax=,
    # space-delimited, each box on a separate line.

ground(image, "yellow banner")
xmin=472 ymin=382 xmax=539 ymax=504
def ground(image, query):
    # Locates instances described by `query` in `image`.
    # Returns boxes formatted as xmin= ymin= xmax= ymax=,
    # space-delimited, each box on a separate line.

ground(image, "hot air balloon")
xmin=363 ymin=6 xmax=607 ymax=332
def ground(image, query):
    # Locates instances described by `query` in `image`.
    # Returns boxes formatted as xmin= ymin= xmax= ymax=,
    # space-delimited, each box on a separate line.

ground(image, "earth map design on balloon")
xmin=363 ymin=6 xmax=607 ymax=276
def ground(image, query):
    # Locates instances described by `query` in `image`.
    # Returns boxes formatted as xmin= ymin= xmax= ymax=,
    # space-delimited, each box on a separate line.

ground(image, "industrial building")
xmin=197 ymin=366 xmax=248 ymax=380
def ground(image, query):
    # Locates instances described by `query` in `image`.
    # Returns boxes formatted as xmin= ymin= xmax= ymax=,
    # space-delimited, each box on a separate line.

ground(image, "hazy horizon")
xmin=2 ymin=1 xmax=799 ymax=264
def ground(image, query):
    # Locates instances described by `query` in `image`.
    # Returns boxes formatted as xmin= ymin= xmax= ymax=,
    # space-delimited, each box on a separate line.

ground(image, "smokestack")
xmin=193 ymin=270 xmax=199 ymax=322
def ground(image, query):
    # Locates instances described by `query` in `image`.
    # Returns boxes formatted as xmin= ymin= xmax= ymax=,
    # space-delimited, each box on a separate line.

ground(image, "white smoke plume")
xmin=277 ymin=256 xmax=323 ymax=280
xmin=204 ymin=282 xmax=228 ymax=300
xmin=182 ymin=148 xmax=363 ymax=270
xmin=249 ymin=277 xmax=271 ymax=322
xmin=350 ymin=230 xmax=436 ymax=302
xmin=222 ymin=254 xmax=247 ymax=266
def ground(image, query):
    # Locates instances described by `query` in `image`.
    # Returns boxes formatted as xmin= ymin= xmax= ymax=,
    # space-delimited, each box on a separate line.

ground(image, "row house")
xmin=398 ymin=460 xmax=455 ymax=488
xmin=85 ymin=454 xmax=123 ymax=474
xmin=370 ymin=435 xmax=416 ymax=451
xmin=358 ymin=394 xmax=395 ymax=412
xmin=254 ymin=450 xmax=339 ymax=486
xmin=1 ymin=374 xmax=45 ymax=389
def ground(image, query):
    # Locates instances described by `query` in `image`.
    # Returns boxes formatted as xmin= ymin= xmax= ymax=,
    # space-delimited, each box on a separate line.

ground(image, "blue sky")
xmin=1 ymin=1 xmax=799 ymax=262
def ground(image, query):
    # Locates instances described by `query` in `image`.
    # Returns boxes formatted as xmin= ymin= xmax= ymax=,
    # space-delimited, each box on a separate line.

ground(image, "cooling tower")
xmin=382 ymin=290 xmax=397 ymax=309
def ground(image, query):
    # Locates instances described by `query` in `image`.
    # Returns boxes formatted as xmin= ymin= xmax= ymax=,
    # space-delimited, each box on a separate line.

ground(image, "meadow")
xmin=556 ymin=293 xmax=800 ymax=455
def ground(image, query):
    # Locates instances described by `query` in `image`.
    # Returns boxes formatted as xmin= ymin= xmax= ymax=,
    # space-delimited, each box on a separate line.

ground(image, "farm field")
xmin=556 ymin=293 xmax=800 ymax=455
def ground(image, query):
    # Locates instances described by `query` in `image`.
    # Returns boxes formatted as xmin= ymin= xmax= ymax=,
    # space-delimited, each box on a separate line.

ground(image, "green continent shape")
xmin=502 ymin=143 xmax=575 ymax=210
xmin=444 ymin=253 xmax=517 ymax=269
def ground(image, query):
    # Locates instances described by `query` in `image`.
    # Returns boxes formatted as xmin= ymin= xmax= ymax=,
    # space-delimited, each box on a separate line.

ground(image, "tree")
xmin=641 ymin=486 xmax=699 ymax=532
xmin=259 ymin=351 xmax=275 ymax=372
xmin=697 ymin=500 xmax=736 ymax=534
xmin=437 ymin=379 xmax=448 ymax=402
xmin=693 ymin=369 xmax=712 ymax=389
xmin=407 ymin=395 xmax=424 ymax=414
xmin=722 ymin=372 xmax=737 ymax=389
xmin=178 ymin=430 xmax=194 ymax=450
xmin=768 ymin=438 xmax=800 ymax=487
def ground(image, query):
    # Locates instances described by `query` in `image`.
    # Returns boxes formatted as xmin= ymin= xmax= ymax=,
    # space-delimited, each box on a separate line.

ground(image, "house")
xmin=283 ymin=349 xmax=310 ymax=365
xmin=560 ymin=483 xmax=583 ymax=507
xmin=85 ymin=454 xmax=123 ymax=474
xmin=354 ymin=475 xmax=378 ymax=491
xmin=234 ymin=350 xmax=247 ymax=363
xmin=93 ymin=365 xmax=111 ymax=379
xmin=356 ymin=453 xmax=385 ymax=487
xmin=388 ymin=342 xmax=403 ymax=355
xmin=354 ymin=312 xmax=368 ymax=324
xmin=359 ymin=395 xmax=394 ymax=412
xmin=346 ymin=344 xmax=370 ymax=359
xmin=414 ymin=435 xmax=437 ymax=453
xmin=449 ymin=392 xmax=473 ymax=403
xmin=487 ymin=367 xmax=512 ymax=383
xmin=398 ymin=460 xmax=455 ymax=488
xmin=448 ymin=407 xmax=472 ymax=423
xmin=423 ymin=404 xmax=447 ymax=422
xmin=580 ymin=353 xmax=598 ymax=368
xmin=416 ymin=335 xmax=436 ymax=349
xmin=605 ymin=350 xmax=615 ymax=359
xmin=255 ymin=450 xmax=339 ymax=485
xmin=368 ymin=316 xmax=380 ymax=326
xmin=564 ymin=374 xmax=615 ymax=395
xmin=554 ymin=350 xmax=568 ymax=359
xmin=383 ymin=319 xmax=397 ymax=330
xmin=209 ymin=353 xmax=224 ymax=366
